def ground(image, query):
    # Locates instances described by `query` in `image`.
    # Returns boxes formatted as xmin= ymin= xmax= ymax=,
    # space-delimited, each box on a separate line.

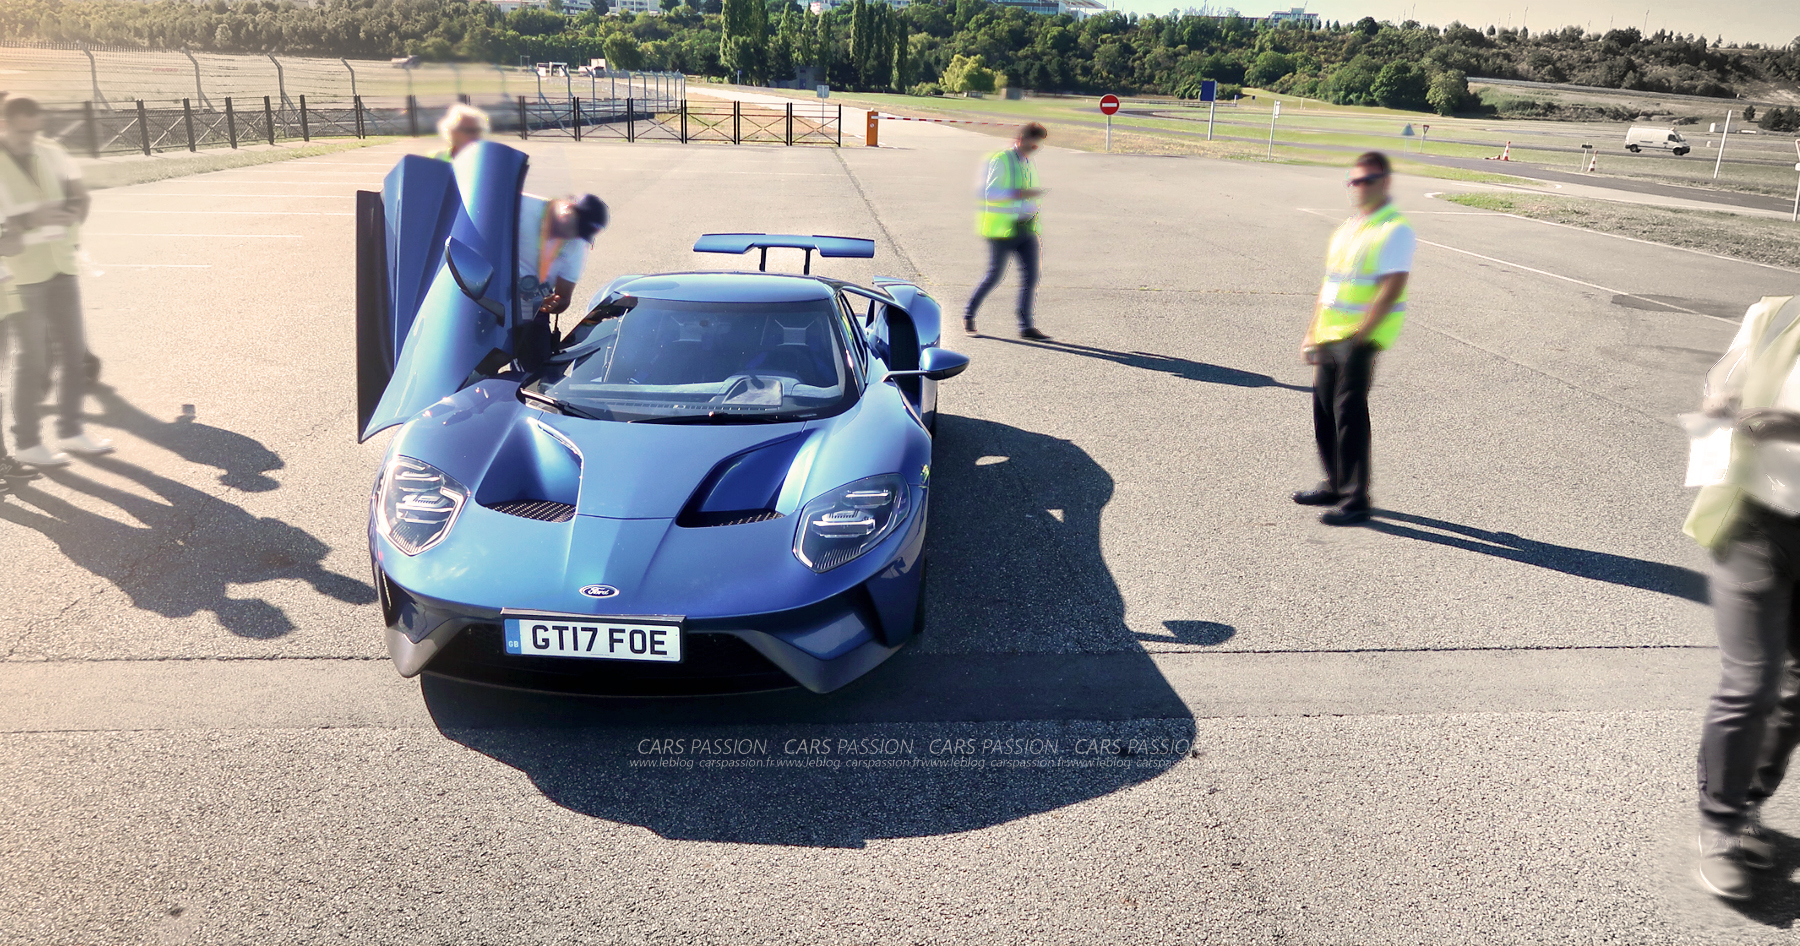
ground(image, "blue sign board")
xmin=1199 ymin=79 xmax=1217 ymax=103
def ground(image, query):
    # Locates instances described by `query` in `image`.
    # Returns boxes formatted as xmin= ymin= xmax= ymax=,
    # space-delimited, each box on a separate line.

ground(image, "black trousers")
xmin=13 ymin=274 xmax=87 ymax=449
xmin=1699 ymin=500 xmax=1800 ymax=829
xmin=1311 ymin=339 xmax=1376 ymax=509
xmin=966 ymin=233 xmax=1039 ymax=330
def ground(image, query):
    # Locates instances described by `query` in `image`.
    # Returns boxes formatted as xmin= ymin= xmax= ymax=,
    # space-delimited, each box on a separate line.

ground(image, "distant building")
xmin=608 ymin=0 xmax=662 ymax=14
xmin=483 ymin=0 xmax=598 ymax=12
xmin=1267 ymin=6 xmax=1318 ymax=26
xmin=809 ymin=0 xmax=908 ymax=11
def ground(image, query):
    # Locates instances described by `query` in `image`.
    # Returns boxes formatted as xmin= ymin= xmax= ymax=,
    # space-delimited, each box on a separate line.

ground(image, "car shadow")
xmin=1365 ymin=509 xmax=1708 ymax=604
xmin=0 ymin=451 xmax=375 ymax=639
xmin=993 ymin=336 xmax=1311 ymax=391
xmin=425 ymin=415 xmax=1201 ymax=847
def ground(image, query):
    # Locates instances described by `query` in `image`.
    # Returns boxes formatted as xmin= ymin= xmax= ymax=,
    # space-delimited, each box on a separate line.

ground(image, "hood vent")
xmin=678 ymin=509 xmax=784 ymax=528
xmin=487 ymin=499 xmax=576 ymax=523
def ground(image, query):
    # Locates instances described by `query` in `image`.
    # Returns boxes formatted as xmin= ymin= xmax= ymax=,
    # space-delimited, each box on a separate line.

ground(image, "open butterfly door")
xmin=355 ymin=141 xmax=529 ymax=442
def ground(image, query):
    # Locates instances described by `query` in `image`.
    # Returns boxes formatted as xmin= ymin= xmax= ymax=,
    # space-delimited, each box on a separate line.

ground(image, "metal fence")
xmin=39 ymin=94 xmax=844 ymax=156
xmin=515 ymin=98 xmax=843 ymax=146
xmin=0 ymin=42 xmax=681 ymax=112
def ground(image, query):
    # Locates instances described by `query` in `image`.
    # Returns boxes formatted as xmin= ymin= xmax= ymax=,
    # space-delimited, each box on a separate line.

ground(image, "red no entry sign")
xmin=1099 ymin=94 xmax=1120 ymax=115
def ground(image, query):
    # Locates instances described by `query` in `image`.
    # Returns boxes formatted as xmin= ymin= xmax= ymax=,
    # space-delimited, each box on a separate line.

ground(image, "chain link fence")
xmin=7 ymin=43 xmax=841 ymax=155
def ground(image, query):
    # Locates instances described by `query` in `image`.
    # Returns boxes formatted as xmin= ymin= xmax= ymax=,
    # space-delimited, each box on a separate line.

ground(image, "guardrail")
xmin=40 ymin=95 xmax=844 ymax=156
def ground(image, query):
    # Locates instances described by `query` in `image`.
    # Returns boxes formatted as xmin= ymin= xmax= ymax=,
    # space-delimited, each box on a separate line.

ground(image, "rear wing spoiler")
xmin=692 ymin=232 xmax=875 ymax=274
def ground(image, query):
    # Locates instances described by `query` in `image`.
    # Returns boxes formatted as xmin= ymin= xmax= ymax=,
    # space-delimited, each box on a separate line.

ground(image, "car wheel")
xmin=1627 ymin=145 xmax=1640 ymax=153
xmin=1676 ymin=148 xmax=1689 ymax=156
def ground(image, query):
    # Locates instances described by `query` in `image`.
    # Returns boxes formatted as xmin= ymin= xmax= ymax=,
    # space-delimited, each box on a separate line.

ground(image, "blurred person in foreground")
xmin=0 ymin=95 xmax=110 ymax=467
xmin=514 ymin=191 xmax=607 ymax=367
xmin=1684 ymin=292 xmax=1800 ymax=901
xmin=1293 ymin=151 xmax=1413 ymax=527
xmin=0 ymin=214 xmax=43 ymax=491
xmin=964 ymin=122 xmax=1049 ymax=341
xmin=431 ymin=103 xmax=489 ymax=161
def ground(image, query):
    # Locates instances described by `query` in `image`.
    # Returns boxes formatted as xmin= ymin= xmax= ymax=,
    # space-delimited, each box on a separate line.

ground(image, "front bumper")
xmin=377 ymin=569 xmax=906 ymax=695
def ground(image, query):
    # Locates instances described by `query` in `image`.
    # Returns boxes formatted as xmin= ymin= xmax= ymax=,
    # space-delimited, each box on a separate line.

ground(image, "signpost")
xmin=1268 ymin=101 xmax=1280 ymax=158
xmin=1100 ymin=94 xmax=1120 ymax=152
xmin=1200 ymin=79 xmax=1217 ymax=140
xmin=1715 ymin=109 xmax=1732 ymax=180
xmin=1792 ymin=140 xmax=1800 ymax=222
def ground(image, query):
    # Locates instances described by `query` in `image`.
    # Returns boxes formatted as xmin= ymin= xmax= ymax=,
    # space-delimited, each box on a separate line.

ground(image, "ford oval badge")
xmin=579 ymin=584 xmax=621 ymax=599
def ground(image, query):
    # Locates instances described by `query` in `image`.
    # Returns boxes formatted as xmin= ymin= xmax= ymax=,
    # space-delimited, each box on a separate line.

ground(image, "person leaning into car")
xmin=514 ymin=192 xmax=607 ymax=367
xmin=430 ymin=103 xmax=488 ymax=161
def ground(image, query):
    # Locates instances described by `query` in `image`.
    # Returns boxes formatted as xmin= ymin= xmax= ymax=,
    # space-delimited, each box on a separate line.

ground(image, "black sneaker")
xmin=1697 ymin=825 xmax=1755 ymax=900
xmin=0 ymin=455 xmax=42 ymax=484
xmin=1320 ymin=505 xmax=1371 ymax=526
xmin=963 ymin=317 xmax=978 ymax=337
xmin=1742 ymin=805 xmax=1776 ymax=871
xmin=1019 ymin=327 xmax=1052 ymax=341
xmin=1292 ymin=488 xmax=1340 ymax=506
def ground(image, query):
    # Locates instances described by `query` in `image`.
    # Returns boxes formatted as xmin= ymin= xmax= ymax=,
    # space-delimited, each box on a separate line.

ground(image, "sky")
xmin=1105 ymin=1 xmax=1800 ymax=48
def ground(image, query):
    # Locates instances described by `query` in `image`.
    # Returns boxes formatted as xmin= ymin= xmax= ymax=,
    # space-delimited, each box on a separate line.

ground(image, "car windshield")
xmin=529 ymin=297 xmax=854 ymax=423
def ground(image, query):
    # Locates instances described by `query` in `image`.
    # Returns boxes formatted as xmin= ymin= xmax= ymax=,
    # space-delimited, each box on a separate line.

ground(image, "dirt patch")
xmin=1441 ymin=192 xmax=1800 ymax=270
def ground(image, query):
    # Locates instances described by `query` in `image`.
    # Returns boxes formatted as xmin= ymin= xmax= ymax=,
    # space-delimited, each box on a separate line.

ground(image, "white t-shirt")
xmin=1371 ymin=225 xmax=1416 ymax=276
xmin=517 ymin=194 xmax=589 ymax=313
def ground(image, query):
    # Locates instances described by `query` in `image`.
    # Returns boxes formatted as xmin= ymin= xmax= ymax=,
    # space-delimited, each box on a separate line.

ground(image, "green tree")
xmin=1370 ymin=60 xmax=1430 ymax=109
xmin=720 ymin=0 xmax=769 ymax=82
xmin=1244 ymin=50 xmax=1294 ymax=86
xmin=1425 ymin=69 xmax=1468 ymax=115
xmin=942 ymin=52 xmax=996 ymax=92
xmin=604 ymin=31 xmax=645 ymax=69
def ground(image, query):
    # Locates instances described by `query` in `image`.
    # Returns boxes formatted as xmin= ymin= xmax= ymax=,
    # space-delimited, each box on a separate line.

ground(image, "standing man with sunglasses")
xmin=1293 ymin=151 xmax=1414 ymax=526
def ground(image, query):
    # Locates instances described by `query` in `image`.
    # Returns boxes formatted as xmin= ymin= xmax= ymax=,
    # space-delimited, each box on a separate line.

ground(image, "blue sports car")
xmin=354 ymin=141 xmax=968 ymax=694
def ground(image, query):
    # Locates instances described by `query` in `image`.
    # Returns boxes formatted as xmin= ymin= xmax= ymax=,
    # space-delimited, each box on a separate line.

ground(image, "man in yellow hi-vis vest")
xmin=1681 ymin=294 xmax=1800 ymax=901
xmin=1294 ymin=151 xmax=1414 ymax=526
xmin=0 ymin=96 xmax=111 ymax=468
xmin=964 ymin=123 xmax=1050 ymax=341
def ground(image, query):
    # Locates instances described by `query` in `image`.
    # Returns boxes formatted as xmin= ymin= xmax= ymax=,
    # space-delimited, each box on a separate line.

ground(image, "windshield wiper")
xmin=518 ymin=388 xmax=607 ymax=420
xmin=631 ymin=411 xmax=812 ymax=425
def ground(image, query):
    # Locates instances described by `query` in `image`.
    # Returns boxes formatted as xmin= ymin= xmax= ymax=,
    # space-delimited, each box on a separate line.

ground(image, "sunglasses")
xmin=1346 ymin=172 xmax=1389 ymax=187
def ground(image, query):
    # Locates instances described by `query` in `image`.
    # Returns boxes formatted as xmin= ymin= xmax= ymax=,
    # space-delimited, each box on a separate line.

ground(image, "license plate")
xmin=503 ymin=615 xmax=682 ymax=663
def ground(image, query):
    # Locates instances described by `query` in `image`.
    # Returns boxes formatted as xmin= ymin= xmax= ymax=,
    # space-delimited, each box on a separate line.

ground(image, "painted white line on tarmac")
xmin=104 ymin=192 xmax=353 ymax=199
xmin=84 ymin=232 xmax=303 ymax=239
xmin=95 ymin=210 xmax=352 ymax=217
xmin=90 ymin=263 xmax=214 ymax=268
xmin=1298 ymin=207 xmax=1730 ymax=324
xmin=1434 ymin=204 xmax=1800 ymax=275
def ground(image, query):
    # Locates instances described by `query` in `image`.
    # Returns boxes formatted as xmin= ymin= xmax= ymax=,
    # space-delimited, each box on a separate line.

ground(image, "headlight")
xmin=376 ymin=456 xmax=469 ymax=555
xmin=793 ymin=474 xmax=909 ymax=573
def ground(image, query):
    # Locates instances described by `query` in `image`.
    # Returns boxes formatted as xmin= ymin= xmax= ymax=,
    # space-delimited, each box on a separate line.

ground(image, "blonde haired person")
xmin=431 ymin=103 xmax=490 ymax=160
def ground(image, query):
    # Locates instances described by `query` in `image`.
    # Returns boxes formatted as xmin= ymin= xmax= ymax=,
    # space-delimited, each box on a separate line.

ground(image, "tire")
xmin=1675 ymin=148 xmax=1689 ymax=156
xmin=1627 ymin=145 xmax=1640 ymax=153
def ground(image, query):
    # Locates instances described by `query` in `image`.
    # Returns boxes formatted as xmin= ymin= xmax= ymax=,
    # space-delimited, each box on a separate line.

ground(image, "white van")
xmin=1625 ymin=125 xmax=1691 ymax=155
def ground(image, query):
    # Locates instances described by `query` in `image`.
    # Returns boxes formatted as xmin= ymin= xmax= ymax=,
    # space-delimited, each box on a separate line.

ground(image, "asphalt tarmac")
xmin=3 ymin=114 xmax=1798 ymax=943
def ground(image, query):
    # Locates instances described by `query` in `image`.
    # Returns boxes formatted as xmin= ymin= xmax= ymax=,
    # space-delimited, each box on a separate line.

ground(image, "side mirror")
xmin=445 ymin=237 xmax=493 ymax=301
xmin=887 ymin=346 xmax=970 ymax=382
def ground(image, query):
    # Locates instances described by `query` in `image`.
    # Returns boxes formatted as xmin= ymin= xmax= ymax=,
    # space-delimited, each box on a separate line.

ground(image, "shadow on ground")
xmin=1368 ymin=509 xmax=1708 ymax=603
xmin=89 ymin=382 xmax=284 ymax=492
xmin=0 ymin=402 xmax=372 ymax=637
xmin=996 ymin=337 xmax=1310 ymax=391
xmin=427 ymin=415 xmax=1203 ymax=847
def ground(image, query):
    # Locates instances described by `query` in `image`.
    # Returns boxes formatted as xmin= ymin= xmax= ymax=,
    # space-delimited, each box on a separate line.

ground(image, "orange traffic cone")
xmin=1585 ymin=152 xmax=1598 ymax=172
xmin=1485 ymin=141 xmax=1513 ymax=161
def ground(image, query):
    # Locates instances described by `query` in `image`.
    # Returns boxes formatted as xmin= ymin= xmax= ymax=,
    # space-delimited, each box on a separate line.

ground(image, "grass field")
xmin=744 ymin=86 xmax=1800 ymax=198
xmin=80 ymin=137 xmax=398 ymax=189
xmin=1442 ymin=191 xmax=1800 ymax=269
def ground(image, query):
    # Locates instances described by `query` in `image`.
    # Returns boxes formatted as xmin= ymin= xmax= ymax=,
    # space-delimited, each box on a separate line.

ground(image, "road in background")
xmin=3 ymin=117 xmax=1799 ymax=942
